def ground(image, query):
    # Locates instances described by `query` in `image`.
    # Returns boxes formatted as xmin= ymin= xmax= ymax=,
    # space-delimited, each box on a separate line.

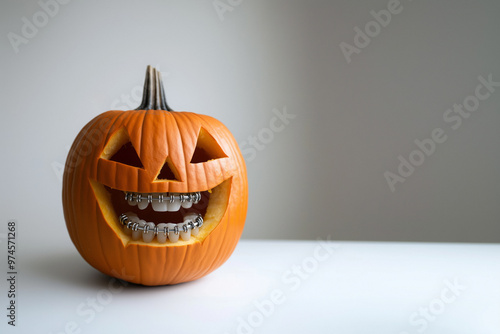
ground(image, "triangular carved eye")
xmin=101 ymin=128 xmax=144 ymax=168
xmin=156 ymin=157 xmax=181 ymax=181
xmin=109 ymin=142 xmax=143 ymax=168
xmin=190 ymin=128 xmax=228 ymax=164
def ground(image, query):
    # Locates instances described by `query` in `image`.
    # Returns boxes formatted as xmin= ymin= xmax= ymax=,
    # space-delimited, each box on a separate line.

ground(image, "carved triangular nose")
xmin=155 ymin=157 xmax=181 ymax=181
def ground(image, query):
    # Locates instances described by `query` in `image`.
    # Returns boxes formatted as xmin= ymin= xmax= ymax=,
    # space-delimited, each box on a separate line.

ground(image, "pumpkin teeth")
xmin=124 ymin=192 xmax=201 ymax=212
xmin=119 ymin=212 xmax=204 ymax=243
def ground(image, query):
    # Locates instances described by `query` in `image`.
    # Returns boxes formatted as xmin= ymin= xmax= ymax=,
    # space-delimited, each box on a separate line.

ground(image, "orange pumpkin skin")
xmin=62 ymin=108 xmax=248 ymax=286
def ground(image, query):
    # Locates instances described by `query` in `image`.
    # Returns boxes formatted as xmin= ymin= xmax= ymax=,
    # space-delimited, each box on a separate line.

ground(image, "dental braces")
xmin=119 ymin=213 xmax=204 ymax=235
xmin=124 ymin=192 xmax=202 ymax=204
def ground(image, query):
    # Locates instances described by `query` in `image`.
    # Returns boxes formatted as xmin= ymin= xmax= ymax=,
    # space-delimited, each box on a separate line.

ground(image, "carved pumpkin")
xmin=62 ymin=66 xmax=248 ymax=285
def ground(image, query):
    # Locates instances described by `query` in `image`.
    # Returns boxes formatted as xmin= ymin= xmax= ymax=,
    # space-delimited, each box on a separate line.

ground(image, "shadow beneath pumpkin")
xmin=27 ymin=250 xmax=113 ymax=289
xmin=27 ymin=249 xmax=201 ymax=291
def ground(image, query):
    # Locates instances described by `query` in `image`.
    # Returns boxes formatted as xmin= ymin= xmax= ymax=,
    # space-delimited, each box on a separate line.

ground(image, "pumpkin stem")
xmin=136 ymin=65 xmax=173 ymax=111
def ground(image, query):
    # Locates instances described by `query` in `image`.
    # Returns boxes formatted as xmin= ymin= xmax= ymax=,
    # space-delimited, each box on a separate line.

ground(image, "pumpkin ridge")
xmin=172 ymin=112 xmax=198 ymax=191
xmin=95 ymin=194 xmax=114 ymax=275
xmin=71 ymin=118 xmax=110 ymax=260
xmin=166 ymin=111 xmax=186 ymax=188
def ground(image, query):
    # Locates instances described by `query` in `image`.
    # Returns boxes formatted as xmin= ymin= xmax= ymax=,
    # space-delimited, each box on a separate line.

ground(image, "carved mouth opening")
xmin=90 ymin=178 xmax=232 ymax=246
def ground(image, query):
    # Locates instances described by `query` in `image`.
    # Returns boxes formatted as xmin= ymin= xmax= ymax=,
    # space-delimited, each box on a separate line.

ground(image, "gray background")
xmin=1 ymin=0 xmax=499 ymax=244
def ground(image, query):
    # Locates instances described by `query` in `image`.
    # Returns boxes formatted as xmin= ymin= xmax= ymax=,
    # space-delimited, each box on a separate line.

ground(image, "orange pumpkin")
xmin=62 ymin=66 xmax=248 ymax=285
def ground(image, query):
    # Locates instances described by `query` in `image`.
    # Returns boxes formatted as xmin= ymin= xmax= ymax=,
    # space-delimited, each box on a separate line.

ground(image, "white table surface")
xmin=2 ymin=239 xmax=499 ymax=334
